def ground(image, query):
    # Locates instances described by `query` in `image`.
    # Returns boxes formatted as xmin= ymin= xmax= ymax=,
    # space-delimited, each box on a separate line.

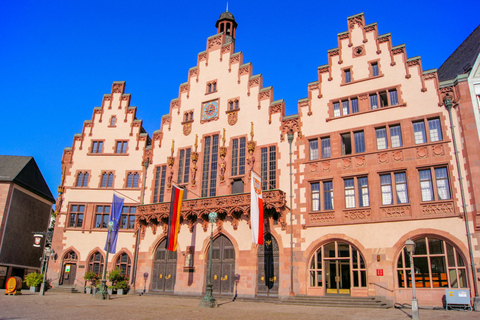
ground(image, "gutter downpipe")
xmin=445 ymin=98 xmax=480 ymax=310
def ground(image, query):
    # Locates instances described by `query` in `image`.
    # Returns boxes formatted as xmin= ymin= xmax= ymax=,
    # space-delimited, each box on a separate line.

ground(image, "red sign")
xmin=376 ymin=269 xmax=384 ymax=276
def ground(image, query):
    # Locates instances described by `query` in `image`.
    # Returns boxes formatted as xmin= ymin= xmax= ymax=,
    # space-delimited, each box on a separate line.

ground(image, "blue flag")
xmin=104 ymin=194 xmax=124 ymax=254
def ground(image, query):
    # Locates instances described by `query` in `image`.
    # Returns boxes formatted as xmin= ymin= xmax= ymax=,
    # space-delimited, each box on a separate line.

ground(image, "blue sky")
xmin=1 ymin=0 xmax=479 ymax=200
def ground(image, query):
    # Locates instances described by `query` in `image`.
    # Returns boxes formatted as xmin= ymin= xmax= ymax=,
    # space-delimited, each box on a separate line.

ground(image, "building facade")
xmin=48 ymin=12 xmax=480 ymax=307
xmin=0 ymin=156 xmax=55 ymax=288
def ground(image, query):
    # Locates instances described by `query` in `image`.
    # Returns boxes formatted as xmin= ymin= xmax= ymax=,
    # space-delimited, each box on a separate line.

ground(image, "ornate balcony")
xmin=136 ymin=189 xmax=287 ymax=235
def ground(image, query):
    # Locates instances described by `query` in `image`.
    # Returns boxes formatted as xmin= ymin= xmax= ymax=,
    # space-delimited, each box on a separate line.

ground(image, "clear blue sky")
xmin=1 ymin=0 xmax=478 ymax=202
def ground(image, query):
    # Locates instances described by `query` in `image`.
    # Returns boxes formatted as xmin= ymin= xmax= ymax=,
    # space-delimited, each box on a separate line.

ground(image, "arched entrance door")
xmin=210 ymin=235 xmax=235 ymax=295
xmin=60 ymin=251 xmax=78 ymax=286
xmin=309 ymin=240 xmax=367 ymax=295
xmin=152 ymin=240 xmax=177 ymax=292
xmin=257 ymin=233 xmax=279 ymax=296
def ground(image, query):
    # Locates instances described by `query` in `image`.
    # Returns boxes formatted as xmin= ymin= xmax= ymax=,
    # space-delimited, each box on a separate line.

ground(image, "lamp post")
xmin=287 ymin=129 xmax=294 ymax=296
xmin=405 ymin=238 xmax=419 ymax=320
xmin=199 ymin=211 xmax=218 ymax=308
xmin=40 ymin=247 xmax=55 ymax=295
xmin=96 ymin=220 xmax=114 ymax=300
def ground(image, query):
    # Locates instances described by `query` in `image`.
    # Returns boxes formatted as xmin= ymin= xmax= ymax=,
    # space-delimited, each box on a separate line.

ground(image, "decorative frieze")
xmin=344 ymin=209 xmax=371 ymax=221
xmin=310 ymin=212 xmax=335 ymax=224
xmin=421 ymin=202 xmax=455 ymax=215
xmin=381 ymin=206 xmax=411 ymax=218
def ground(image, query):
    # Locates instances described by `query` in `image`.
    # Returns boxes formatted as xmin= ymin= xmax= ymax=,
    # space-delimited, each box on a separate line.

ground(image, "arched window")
xmin=64 ymin=250 xmax=77 ymax=261
xmin=110 ymin=116 xmax=116 ymax=126
xmin=88 ymin=251 xmax=104 ymax=276
xmin=397 ymin=236 xmax=468 ymax=288
xmin=115 ymin=253 xmax=132 ymax=277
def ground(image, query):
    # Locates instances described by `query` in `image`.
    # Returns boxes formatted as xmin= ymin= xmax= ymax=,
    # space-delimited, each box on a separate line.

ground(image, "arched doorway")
xmin=257 ymin=233 xmax=279 ymax=296
xmin=209 ymin=235 xmax=235 ymax=295
xmin=152 ymin=239 xmax=177 ymax=292
xmin=60 ymin=251 xmax=78 ymax=286
xmin=309 ymin=240 xmax=367 ymax=295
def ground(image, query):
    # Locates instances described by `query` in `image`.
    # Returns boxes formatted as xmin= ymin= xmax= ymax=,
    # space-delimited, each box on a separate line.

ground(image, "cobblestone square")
xmin=1 ymin=292 xmax=480 ymax=320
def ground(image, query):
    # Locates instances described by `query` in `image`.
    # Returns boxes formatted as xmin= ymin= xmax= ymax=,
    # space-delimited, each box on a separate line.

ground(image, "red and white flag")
xmin=251 ymin=171 xmax=264 ymax=245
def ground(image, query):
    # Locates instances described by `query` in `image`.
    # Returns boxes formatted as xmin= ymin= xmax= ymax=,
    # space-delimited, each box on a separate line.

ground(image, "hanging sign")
xmin=33 ymin=234 xmax=43 ymax=247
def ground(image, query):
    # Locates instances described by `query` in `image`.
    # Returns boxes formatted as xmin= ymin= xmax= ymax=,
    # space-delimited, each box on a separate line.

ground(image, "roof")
xmin=215 ymin=11 xmax=238 ymax=28
xmin=438 ymin=25 xmax=480 ymax=82
xmin=0 ymin=155 xmax=55 ymax=203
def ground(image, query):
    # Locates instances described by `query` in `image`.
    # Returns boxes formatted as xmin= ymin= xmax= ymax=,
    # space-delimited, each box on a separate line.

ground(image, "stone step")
xmin=49 ymin=286 xmax=81 ymax=294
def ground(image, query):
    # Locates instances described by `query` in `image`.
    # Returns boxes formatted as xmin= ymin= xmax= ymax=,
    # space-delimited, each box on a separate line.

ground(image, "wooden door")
xmin=152 ymin=240 xmax=177 ymax=292
xmin=62 ymin=263 xmax=76 ymax=286
xmin=210 ymin=235 xmax=235 ymax=295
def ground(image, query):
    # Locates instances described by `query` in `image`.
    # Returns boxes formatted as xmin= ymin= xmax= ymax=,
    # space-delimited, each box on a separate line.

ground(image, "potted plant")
xmin=115 ymin=280 xmax=129 ymax=295
xmin=107 ymin=285 xmax=115 ymax=295
xmin=83 ymin=271 xmax=98 ymax=294
xmin=24 ymin=272 xmax=43 ymax=292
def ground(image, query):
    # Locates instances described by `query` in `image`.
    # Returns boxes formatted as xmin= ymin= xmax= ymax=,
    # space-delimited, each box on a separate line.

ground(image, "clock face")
xmin=202 ymin=100 xmax=219 ymax=121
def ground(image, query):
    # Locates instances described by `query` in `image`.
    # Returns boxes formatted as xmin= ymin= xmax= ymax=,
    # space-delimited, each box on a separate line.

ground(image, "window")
xmin=115 ymin=253 xmax=132 ymax=277
xmin=380 ymin=172 xmax=409 ymax=205
xmin=397 ymin=237 xmax=468 ymax=289
xmin=201 ymin=135 xmax=219 ymax=197
xmin=101 ymin=172 xmax=114 ymax=188
xmin=428 ymin=118 xmax=443 ymax=142
xmin=68 ymin=204 xmax=85 ymax=228
xmin=91 ymin=141 xmax=103 ymax=153
xmin=177 ymin=149 xmax=191 ymax=184
xmin=354 ymin=131 xmax=365 ymax=153
xmin=371 ymin=62 xmax=379 ymax=77
xmin=231 ymin=138 xmax=246 ymax=176
xmin=116 ymin=141 xmax=127 ymax=153
xmin=311 ymin=181 xmax=334 ymax=211
xmin=120 ymin=206 xmax=136 ymax=229
xmin=184 ymin=111 xmax=193 ymax=122
xmin=76 ymin=172 xmax=89 ymax=187
xmin=376 ymin=128 xmax=388 ymax=150
xmin=261 ymin=146 xmax=277 ymax=190
xmin=88 ymin=252 xmax=104 ymax=276
xmin=126 ymin=172 xmax=139 ymax=188
xmin=229 ymin=99 xmax=239 ymax=110
xmin=370 ymin=88 xmax=399 ymax=109
xmin=344 ymin=177 xmax=369 ymax=208
xmin=341 ymin=133 xmax=352 ymax=155
xmin=390 ymin=125 xmax=403 ymax=148
xmin=207 ymin=81 xmax=217 ymax=93
xmin=153 ymin=165 xmax=167 ymax=203
xmin=309 ymin=139 xmax=319 ymax=160
xmin=110 ymin=116 xmax=116 ymax=126
xmin=333 ymin=98 xmax=359 ymax=117
xmin=413 ymin=121 xmax=427 ymax=144
xmin=419 ymin=167 xmax=451 ymax=202
xmin=321 ymin=137 xmax=331 ymax=158
xmin=94 ymin=205 xmax=111 ymax=228
xmin=345 ymin=69 xmax=351 ymax=83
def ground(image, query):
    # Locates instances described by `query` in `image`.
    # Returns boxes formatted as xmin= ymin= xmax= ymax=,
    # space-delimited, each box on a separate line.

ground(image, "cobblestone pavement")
xmin=1 ymin=291 xmax=480 ymax=320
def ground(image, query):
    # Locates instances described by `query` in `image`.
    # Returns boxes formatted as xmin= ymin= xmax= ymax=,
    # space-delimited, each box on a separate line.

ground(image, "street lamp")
xmin=287 ymin=129 xmax=294 ymax=296
xmin=96 ymin=220 xmax=114 ymax=300
xmin=40 ymin=247 xmax=55 ymax=295
xmin=199 ymin=211 xmax=218 ymax=308
xmin=405 ymin=238 xmax=419 ymax=320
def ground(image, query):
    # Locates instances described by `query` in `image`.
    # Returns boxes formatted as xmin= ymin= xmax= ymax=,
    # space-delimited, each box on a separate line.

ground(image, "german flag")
xmin=166 ymin=184 xmax=184 ymax=251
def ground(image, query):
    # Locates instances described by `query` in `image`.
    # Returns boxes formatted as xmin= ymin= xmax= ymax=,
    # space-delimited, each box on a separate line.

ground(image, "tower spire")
xmin=226 ymin=2 xmax=228 ymax=12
